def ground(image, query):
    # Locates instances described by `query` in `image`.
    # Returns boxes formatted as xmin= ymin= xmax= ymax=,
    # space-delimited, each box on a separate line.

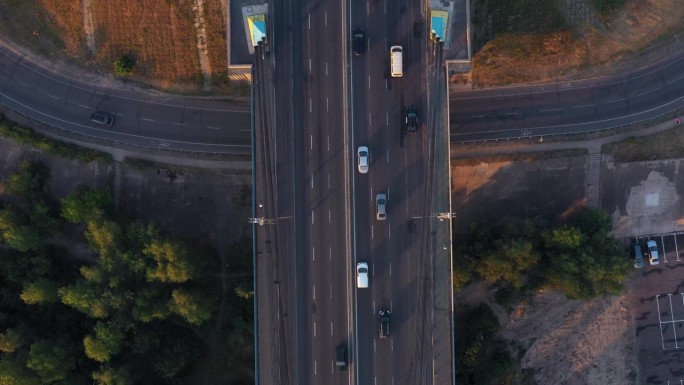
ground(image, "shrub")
xmin=114 ymin=55 xmax=135 ymax=76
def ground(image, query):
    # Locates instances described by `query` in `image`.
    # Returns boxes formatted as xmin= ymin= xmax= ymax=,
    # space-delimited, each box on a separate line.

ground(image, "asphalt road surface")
xmin=450 ymin=54 xmax=684 ymax=142
xmin=0 ymin=45 xmax=251 ymax=153
xmin=260 ymin=0 xmax=442 ymax=384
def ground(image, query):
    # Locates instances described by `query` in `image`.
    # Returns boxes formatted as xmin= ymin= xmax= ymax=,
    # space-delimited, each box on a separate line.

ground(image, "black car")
xmin=90 ymin=111 xmax=114 ymax=126
xmin=335 ymin=344 xmax=347 ymax=371
xmin=379 ymin=309 xmax=390 ymax=338
xmin=405 ymin=107 xmax=418 ymax=133
xmin=353 ymin=28 xmax=366 ymax=56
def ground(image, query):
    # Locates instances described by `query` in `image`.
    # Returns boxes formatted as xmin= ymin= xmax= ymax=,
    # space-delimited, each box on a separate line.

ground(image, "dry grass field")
xmin=0 ymin=0 xmax=234 ymax=93
xmin=470 ymin=0 xmax=684 ymax=86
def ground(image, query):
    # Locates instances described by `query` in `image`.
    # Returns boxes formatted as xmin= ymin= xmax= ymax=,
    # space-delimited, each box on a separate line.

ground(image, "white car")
xmin=647 ymin=240 xmax=659 ymax=265
xmin=376 ymin=193 xmax=387 ymax=221
xmin=356 ymin=262 xmax=369 ymax=288
xmin=357 ymin=146 xmax=369 ymax=174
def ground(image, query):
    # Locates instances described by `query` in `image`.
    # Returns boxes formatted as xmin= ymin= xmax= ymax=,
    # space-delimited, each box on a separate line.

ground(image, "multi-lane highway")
xmin=257 ymin=0 xmax=449 ymax=384
xmin=450 ymin=53 xmax=684 ymax=142
xmin=0 ymin=41 xmax=251 ymax=153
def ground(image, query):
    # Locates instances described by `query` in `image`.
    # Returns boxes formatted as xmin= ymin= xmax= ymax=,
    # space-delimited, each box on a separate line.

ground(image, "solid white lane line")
xmin=308 ymin=14 xmax=311 ymax=29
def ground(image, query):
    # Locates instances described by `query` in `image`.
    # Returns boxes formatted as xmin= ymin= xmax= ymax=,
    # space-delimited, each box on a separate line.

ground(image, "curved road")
xmin=450 ymin=54 xmax=684 ymax=142
xmin=0 ymin=44 xmax=251 ymax=154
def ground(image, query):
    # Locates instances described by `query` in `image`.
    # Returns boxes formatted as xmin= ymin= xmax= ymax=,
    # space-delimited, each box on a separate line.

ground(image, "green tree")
xmin=132 ymin=287 xmax=170 ymax=323
xmin=0 ymin=207 xmax=42 ymax=252
xmin=83 ymin=323 xmax=125 ymax=363
xmin=113 ymin=55 xmax=135 ymax=76
xmin=0 ymin=329 xmax=23 ymax=353
xmin=61 ymin=188 xmax=112 ymax=223
xmin=59 ymin=280 xmax=109 ymax=318
xmin=143 ymin=239 xmax=198 ymax=283
xmin=26 ymin=341 xmax=74 ymax=383
xmin=476 ymin=238 xmax=540 ymax=288
xmin=85 ymin=220 xmax=122 ymax=262
xmin=168 ymin=289 xmax=212 ymax=325
xmin=0 ymin=358 xmax=41 ymax=385
xmin=20 ymin=278 xmax=59 ymax=305
xmin=543 ymin=208 xmax=630 ymax=299
xmin=92 ymin=367 xmax=131 ymax=385
xmin=5 ymin=161 xmax=50 ymax=203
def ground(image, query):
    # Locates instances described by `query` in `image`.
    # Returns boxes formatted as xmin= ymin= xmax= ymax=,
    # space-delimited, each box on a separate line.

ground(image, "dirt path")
xmin=82 ymin=0 xmax=96 ymax=54
xmin=191 ymin=0 xmax=212 ymax=91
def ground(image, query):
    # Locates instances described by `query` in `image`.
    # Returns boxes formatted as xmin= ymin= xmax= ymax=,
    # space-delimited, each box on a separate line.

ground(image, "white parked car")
xmin=647 ymin=240 xmax=659 ymax=265
xmin=357 ymin=146 xmax=369 ymax=174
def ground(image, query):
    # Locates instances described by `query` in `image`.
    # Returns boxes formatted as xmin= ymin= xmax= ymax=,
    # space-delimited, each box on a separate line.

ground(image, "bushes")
xmin=0 ymin=114 xmax=111 ymax=163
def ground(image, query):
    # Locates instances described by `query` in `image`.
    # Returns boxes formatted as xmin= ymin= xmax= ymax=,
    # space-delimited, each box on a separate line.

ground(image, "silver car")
xmin=647 ymin=240 xmax=659 ymax=265
xmin=356 ymin=262 xmax=369 ymax=288
xmin=357 ymin=146 xmax=369 ymax=174
xmin=376 ymin=193 xmax=387 ymax=221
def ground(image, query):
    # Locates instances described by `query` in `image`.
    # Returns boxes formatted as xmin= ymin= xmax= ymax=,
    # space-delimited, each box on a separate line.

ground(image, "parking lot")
xmin=627 ymin=232 xmax=684 ymax=383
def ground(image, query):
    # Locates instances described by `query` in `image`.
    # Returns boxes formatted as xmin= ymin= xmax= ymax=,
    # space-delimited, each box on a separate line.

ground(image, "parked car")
xmin=357 ymin=146 xmax=369 ymax=174
xmin=90 ymin=111 xmax=114 ymax=126
xmin=379 ymin=309 xmax=390 ymax=338
xmin=647 ymin=240 xmax=659 ymax=265
xmin=633 ymin=243 xmax=644 ymax=268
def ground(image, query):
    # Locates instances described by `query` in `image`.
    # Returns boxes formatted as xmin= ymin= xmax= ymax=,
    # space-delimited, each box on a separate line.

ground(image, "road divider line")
xmin=324 ymin=11 xmax=327 ymax=27
xmin=539 ymin=108 xmax=562 ymax=113
xmin=313 ymin=321 xmax=316 ymax=337
xmin=311 ymin=174 xmax=314 ymax=189
xmin=369 ymin=112 xmax=372 ymax=126
xmin=207 ymin=126 xmax=219 ymax=130
xmin=329 ymin=247 xmax=332 ymax=260
xmin=330 ymin=321 xmax=333 ymax=336
xmin=174 ymin=122 xmax=187 ymax=126
xmin=310 ymin=134 xmax=313 ymax=150
xmin=47 ymin=93 xmax=60 ymax=100
xmin=573 ymin=104 xmax=594 ymax=109
xmin=78 ymin=104 xmax=89 ymax=109
xmin=313 ymin=284 xmax=316 ymax=300
xmin=386 ymin=112 xmax=388 ymax=126
xmin=368 ymin=75 xmax=371 ymax=89
xmin=328 ymin=174 xmax=331 ymax=188
xmin=311 ymin=210 xmax=314 ymax=224
xmin=329 ymin=209 xmax=331 ymax=223
xmin=312 ymin=245 xmax=315 ymax=261
xmin=604 ymin=98 xmax=626 ymax=104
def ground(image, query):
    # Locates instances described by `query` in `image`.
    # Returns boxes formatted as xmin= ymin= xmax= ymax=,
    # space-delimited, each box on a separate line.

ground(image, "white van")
xmin=390 ymin=46 xmax=403 ymax=78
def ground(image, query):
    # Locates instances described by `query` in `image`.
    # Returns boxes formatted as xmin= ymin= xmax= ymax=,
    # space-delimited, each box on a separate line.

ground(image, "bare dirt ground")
xmin=469 ymin=0 xmax=684 ymax=86
xmin=452 ymin=156 xmax=638 ymax=384
xmin=0 ymin=0 xmax=236 ymax=94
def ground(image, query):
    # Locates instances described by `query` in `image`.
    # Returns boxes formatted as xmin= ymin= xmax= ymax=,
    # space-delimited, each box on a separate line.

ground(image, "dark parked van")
xmin=633 ymin=243 xmax=643 ymax=268
xmin=353 ymin=28 xmax=366 ymax=56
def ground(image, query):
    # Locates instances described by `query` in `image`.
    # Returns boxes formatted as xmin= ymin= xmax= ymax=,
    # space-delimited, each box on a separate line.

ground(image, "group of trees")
xmin=0 ymin=160 xmax=254 ymax=384
xmin=456 ymin=207 xmax=631 ymax=300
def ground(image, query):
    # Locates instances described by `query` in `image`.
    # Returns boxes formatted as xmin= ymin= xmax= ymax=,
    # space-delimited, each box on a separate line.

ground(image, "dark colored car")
xmin=90 ymin=111 xmax=114 ymax=126
xmin=633 ymin=243 xmax=643 ymax=268
xmin=379 ymin=309 xmax=390 ymax=338
xmin=353 ymin=28 xmax=366 ymax=56
xmin=335 ymin=344 xmax=347 ymax=371
xmin=405 ymin=107 xmax=418 ymax=133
